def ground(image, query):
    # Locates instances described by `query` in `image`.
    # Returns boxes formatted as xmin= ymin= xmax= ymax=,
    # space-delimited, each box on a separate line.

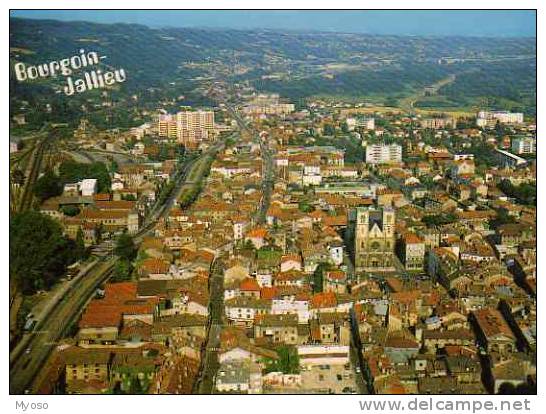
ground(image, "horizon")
xmin=10 ymin=10 xmax=537 ymax=38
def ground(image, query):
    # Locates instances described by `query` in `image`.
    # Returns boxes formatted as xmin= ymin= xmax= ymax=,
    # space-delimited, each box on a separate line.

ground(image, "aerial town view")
xmin=8 ymin=10 xmax=537 ymax=397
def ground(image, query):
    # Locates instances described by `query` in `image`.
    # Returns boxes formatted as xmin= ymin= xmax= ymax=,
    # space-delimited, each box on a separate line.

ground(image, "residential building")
xmin=511 ymin=136 xmax=536 ymax=155
xmin=365 ymin=143 xmax=402 ymax=165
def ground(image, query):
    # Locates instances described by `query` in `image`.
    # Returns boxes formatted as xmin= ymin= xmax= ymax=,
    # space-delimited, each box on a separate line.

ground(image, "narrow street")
xmin=223 ymin=102 xmax=275 ymax=224
xmin=195 ymin=257 xmax=225 ymax=394
xmin=193 ymin=96 xmax=274 ymax=393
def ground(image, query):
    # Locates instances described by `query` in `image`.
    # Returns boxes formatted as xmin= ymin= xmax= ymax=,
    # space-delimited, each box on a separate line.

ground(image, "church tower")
xmin=354 ymin=206 xmax=396 ymax=272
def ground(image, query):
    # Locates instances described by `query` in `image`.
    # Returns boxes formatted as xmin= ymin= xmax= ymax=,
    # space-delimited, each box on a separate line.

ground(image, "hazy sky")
xmin=10 ymin=10 xmax=536 ymax=37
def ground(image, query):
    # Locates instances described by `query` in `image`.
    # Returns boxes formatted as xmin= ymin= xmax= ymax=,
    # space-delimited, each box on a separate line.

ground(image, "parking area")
xmin=299 ymin=363 xmax=359 ymax=394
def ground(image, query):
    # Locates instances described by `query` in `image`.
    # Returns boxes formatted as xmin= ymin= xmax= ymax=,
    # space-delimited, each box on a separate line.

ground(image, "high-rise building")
xmin=365 ymin=143 xmax=402 ymax=165
xmin=155 ymin=110 xmax=215 ymax=145
xmin=156 ymin=114 xmax=178 ymax=139
xmin=354 ymin=206 xmax=396 ymax=272
xmin=176 ymin=110 xmax=215 ymax=131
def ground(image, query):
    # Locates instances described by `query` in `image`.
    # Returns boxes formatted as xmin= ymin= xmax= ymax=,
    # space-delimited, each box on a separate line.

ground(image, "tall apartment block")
xmin=365 ymin=143 xmax=402 ymax=165
xmin=156 ymin=110 xmax=215 ymax=146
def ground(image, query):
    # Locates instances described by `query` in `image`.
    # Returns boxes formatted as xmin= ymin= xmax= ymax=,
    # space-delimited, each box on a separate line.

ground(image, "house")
xmin=384 ymin=335 xmax=420 ymax=365
xmin=323 ymin=270 xmax=348 ymax=294
xmin=491 ymin=354 xmax=536 ymax=394
xmin=254 ymin=314 xmax=299 ymax=345
xmin=110 ymin=351 xmax=162 ymax=393
xmin=271 ymin=289 xmax=311 ymax=323
xmin=327 ymin=241 xmax=344 ymax=266
xmin=310 ymin=312 xmax=351 ymax=345
xmin=77 ymin=282 xmax=157 ymax=347
xmin=421 ymin=329 xmax=475 ymax=352
xmin=280 ymin=254 xmax=302 ymax=272
xmin=224 ymin=297 xmax=271 ymax=327
xmin=138 ymin=258 xmax=171 ymax=279
xmin=309 ymin=291 xmax=338 ymax=317
xmin=164 ymin=289 xmax=209 ymax=317
xmin=245 ymin=227 xmax=268 ymax=249
xmin=216 ymin=359 xmax=263 ymax=394
xmin=218 ymin=328 xmax=279 ymax=365
xmin=496 ymin=223 xmax=535 ymax=246
xmin=239 ymin=278 xmax=261 ymax=299
xmin=64 ymin=348 xmax=111 ymax=394
xmin=10 ymin=137 xmax=20 ymax=153
xmin=399 ymin=233 xmax=425 ymax=271
xmin=470 ymin=308 xmax=516 ymax=356
xmin=274 ymin=270 xmax=306 ymax=288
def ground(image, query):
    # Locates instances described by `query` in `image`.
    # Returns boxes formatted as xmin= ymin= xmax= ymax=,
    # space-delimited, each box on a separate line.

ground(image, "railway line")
xmin=9 ymin=259 xmax=117 ymax=394
xmin=16 ymin=134 xmax=55 ymax=213
xmin=10 ymin=135 xmax=227 ymax=394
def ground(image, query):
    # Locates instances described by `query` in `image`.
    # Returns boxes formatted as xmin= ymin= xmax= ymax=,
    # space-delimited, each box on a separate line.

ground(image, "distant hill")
xmin=9 ymin=17 xmax=537 ymax=130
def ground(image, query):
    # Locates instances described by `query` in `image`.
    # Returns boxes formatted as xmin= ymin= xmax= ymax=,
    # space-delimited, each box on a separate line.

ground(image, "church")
xmin=354 ymin=206 xmax=396 ymax=272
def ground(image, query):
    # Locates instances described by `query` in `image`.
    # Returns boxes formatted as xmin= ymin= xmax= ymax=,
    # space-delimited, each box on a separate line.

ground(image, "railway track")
xmin=17 ymin=135 xmax=53 ymax=213
xmin=10 ymin=137 xmax=227 ymax=394
xmin=9 ymin=259 xmax=117 ymax=394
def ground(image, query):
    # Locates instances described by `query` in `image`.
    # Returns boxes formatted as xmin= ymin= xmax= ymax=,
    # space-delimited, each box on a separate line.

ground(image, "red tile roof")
xmin=310 ymin=291 xmax=337 ymax=309
xmin=239 ymin=277 xmax=261 ymax=292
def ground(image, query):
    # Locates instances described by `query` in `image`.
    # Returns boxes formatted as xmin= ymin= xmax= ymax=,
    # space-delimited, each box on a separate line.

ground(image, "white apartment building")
xmin=346 ymin=117 xmax=375 ymax=131
xmin=511 ymin=136 xmax=536 ymax=155
xmin=477 ymin=111 xmax=524 ymax=127
xmin=176 ymin=110 xmax=215 ymax=131
xmin=365 ymin=143 xmax=402 ymax=165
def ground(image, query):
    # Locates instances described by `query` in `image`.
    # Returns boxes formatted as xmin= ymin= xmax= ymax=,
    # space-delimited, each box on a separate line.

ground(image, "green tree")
xmin=75 ymin=227 xmax=87 ymax=260
xmin=323 ymin=123 xmax=335 ymax=136
xmin=33 ymin=170 xmax=62 ymax=202
xmin=121 ymin=194 xmax=137 ymax=201
xmin=112 ymin=259 xmax=132 ymax=282
xmin=422 ymin=213 xmax=458 ymax=227
xmin=58 ymin=161 xmax=111 ymax=193
xmin=61 ymin=205 xmax=80 ymax=217
xmin=298 ymin=201 xmax=314 ymax=213
xmin=129 ymin=378 xmax=145 ymax=394
xmin=313 ymin=262 xmax=333 ymax=294
xmin=264 ymin=346 xmax=300 ymax=374
xmin=110 ymin=159 xmax=119 ymax=173
xmin=114 ymin=232 xmax=136 ymax=261
xmin=10 ymin=211 xmax=77 ymax=293
xmin=498 ymin=180 xmax=536 ymax=206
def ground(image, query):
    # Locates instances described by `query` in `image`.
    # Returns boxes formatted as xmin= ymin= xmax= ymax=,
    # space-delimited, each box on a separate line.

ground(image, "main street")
xmin=194 ymin=257 xmax=225 ymax=394
xmin=192 ymin=90 xmax=275 ymax=393
xmin=222 ymin=101 xmax=275 ymax=224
